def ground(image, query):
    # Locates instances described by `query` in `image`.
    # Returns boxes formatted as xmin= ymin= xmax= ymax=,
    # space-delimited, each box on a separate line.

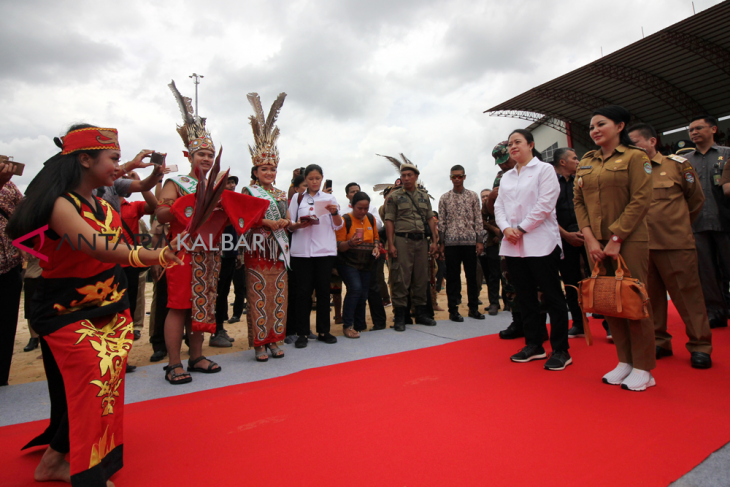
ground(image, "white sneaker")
xmin=602 ymin=362 xmax=633 ymax=385
xmin=620 ymin=369 xmax=656 ymax=391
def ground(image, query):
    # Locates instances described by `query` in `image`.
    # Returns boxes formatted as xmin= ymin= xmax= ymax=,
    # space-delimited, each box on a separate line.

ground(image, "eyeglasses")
xmin=450 ymin=174 xmax=466 ymax=180
xmin=688 ymin=125 xmax=708 ymax=133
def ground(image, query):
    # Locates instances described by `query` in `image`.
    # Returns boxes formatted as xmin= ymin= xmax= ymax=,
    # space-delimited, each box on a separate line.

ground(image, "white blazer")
xmin=495 ymin=157 xmax=561 ymax=258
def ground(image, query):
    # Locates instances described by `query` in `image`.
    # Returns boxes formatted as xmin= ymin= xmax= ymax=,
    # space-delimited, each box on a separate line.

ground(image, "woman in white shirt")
xmin=495 ymin=129 xmax=571 ymax=371
xmin=288 ymin=164 xmax=343 ymax=348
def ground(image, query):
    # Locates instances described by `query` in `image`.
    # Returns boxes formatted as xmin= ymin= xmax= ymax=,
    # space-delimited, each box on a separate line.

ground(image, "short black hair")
xmin=304 ymin=164 xmax=323 ymax=178
xmin=628 ymin=123 xmax=657 ymax=141
xmin=351 ymin=191 xmax=370 ymax=207
xmin=345 ymin=182 xmax=360 ymax=195
xmin=551 ymin=148 xmax=576 ymax=167
xmin=450 ymin=164 xmax=465 ymax=173
xmin=292 ymin=175 xmax=305 ymax=188
xmin=690 ymin=114 xmax=718 ymax=127
xmin=508 ymin=129 xmax=542 ymax=158
xmin=227 ymin=175 xmax=239 ymax=185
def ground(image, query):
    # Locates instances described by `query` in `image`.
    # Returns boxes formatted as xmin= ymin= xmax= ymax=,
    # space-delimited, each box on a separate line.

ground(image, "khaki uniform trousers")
xmin=389 ymin=235 xmax=429 ymax=308
xmin=648 ymin=249 xmax=712 ymax=354
xmin=588 ymin=241 xmax=656 ymax=371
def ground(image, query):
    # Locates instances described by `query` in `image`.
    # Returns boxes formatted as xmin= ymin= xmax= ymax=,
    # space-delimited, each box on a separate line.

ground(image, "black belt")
xmin=395 ymin=232 xmax=425 ymax=241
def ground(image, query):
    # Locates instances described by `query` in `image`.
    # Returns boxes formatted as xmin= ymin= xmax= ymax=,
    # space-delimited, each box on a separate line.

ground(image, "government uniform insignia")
xmin=685 ymin=172 xmax=695 ymax=184
xmin=577 ymin=177 xmax=583 ymax=188
xmin=720 ymin=156 xmax=725 ymax=161
xmin=668 ymin=154 xmax=688 ymax=163
xmin=643 ymin=161 xmax=652 ymax=174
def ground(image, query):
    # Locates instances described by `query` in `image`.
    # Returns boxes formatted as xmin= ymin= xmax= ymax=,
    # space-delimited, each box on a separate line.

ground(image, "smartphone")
xmin=150 ymin=152 xmax=166 ymax=165
xmin=325 ymin=179 xmax=332 ymax=190
xmin=166 ymin=164 xmax=178 ymax=173
xmin=300 ymin=167 xmax=306 ymax=175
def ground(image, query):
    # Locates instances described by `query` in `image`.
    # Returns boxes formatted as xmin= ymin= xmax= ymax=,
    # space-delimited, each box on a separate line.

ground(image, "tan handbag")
xmin=573 ymin=254 xmax=650 ymax=346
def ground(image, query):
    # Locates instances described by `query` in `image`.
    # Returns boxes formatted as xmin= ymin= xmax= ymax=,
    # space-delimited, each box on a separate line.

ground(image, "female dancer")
xmin=495 ymin=129 xmax=571 ymax=370
xmin=574 ymin=105 xmax=655 ymax=391
xmin=288 ymin=164 xmax=343 ymax=348
xmin=241 ymin=92 xmax=291 ymax=361
xmin=336 ymin=191 xmax=380 ymax=338
xmin=8 ymin=124 xmax=180 ymax=486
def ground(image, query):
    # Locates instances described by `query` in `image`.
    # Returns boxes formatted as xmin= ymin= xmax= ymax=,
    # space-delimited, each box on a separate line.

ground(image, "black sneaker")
xmin=449 ymin=312 xmax=464 ymax=323
xmin=468 ymin=309 xmax=485 ymax=320
xmin=228 ymin=315 xmax=241 ymax=324
xmin=602 ymin=320 xmax=612 ymax=341
xmin=499 ymin=322 xmax=524 ymax=340
xmin=295 ymin=336 xmax=308 ymax=348
xmin=510 ymin=345 xmax=547 ymax=363
xmin=317 ymin=333 xmax=338 ymax=344
xmin=544 ymin=350 xmax=573 ymax=371
xmin=567 ymin=325 xmax=585 ymax=338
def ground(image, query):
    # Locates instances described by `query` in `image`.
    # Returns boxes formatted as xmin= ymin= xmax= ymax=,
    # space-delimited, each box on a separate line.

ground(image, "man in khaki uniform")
xmin=629 ymin=124 xmax=712 ymax=369
xmin=384 ymin=162 xmax=439 ymax=331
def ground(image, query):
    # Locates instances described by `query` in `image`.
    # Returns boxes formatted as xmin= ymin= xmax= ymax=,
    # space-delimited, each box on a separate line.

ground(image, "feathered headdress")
xmin=375 ymin=153 xmax=433 ymax=199
xmin=168 ymin=80 xmax=215 ymax=157
xmin=247 ymin=92 xmax=287 ymax=167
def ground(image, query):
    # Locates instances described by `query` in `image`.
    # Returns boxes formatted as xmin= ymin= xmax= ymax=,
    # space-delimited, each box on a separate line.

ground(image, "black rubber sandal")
xmin=187 ymin=356 xmax=222 ymax=373
xmin=164 ymin=363 xmax=192 ymax=385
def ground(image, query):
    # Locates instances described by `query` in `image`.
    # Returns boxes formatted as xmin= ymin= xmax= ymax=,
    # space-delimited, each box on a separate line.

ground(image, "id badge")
xmin=713 ymin=174 xmax=721 ymax=186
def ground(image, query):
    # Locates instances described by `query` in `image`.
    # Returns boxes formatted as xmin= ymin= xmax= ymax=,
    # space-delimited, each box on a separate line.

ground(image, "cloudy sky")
xmin=0 ymin=0 xmax=721 ymax=207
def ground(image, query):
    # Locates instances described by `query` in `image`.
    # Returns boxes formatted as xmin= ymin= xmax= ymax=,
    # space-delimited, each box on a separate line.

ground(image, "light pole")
xmin=189 ymin=73 xmax=204 ymax=117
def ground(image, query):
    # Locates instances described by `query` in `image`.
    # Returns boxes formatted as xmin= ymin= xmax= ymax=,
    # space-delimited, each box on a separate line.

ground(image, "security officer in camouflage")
xmin=385 ymin=163 xmax=439 ymax=331
xmin=485 ymin=142 xmax=526 ymax=339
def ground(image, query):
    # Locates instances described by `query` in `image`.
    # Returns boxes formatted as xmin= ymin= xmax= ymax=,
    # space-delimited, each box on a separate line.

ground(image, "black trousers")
xmin=445 ymin=245 xmax=479 ymax=314
xmin=367 ymin=261 xmax=387 ymax=328
xmin=215 ymin=257 xmax=237 ymax=330
xmin=506 ymin=246 xmax=569 ymax=352
xmin=150 ymin=273 xmax=168 ymax=353
xmin=478 ymin=245 xmax=501 ymax=306
xmin=232 ymin=264 xmax=246 ymax=316
xmin=292 ymin=256 xmax=335 ymax=336
xmin=694 ymin=231 xmax=730 ymax=321
xmin=558 ymin=239 xmax=587 ymax=325
xmin=122 ymin=266 xmax=142 ymax=320
xmin=0 ymin=265 xmax=23 ymax=386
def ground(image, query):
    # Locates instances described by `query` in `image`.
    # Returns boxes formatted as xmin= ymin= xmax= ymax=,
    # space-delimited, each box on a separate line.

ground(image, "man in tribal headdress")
xmin=156 ymin=81 xmax=268 ymax=384
xmin=241 ymin=92 xmax=292 ymax=362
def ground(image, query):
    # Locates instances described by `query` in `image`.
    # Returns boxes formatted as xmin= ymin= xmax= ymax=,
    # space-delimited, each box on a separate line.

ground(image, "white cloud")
xmin=0 ymin=0 xmax=722 ymax=208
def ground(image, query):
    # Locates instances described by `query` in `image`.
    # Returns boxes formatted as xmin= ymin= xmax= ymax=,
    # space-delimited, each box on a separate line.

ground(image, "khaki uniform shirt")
xmin=647 ymin=152 xmax=704 ymax=250
xmin=384 ymin=188 xmax=434 ymax=234
xmin=574 ymin=144 xmax=653 ymax=242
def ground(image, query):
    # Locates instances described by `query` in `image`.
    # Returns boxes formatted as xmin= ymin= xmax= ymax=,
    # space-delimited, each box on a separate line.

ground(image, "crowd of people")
xmin=0 ymin=89 xmax=728 ymax=485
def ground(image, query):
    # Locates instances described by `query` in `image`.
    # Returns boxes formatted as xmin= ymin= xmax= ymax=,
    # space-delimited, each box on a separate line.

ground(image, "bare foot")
xmin=35 ymin=447 xmax=70 ymax=483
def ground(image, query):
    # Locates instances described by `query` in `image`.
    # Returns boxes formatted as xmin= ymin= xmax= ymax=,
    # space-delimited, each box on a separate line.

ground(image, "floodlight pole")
xmin=189 ymin=73 xmax=204 ymax=117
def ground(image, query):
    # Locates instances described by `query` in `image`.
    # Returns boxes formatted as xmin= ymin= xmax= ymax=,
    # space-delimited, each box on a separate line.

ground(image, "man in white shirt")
xmin=344 ymin=182 xmax=387 ymax=330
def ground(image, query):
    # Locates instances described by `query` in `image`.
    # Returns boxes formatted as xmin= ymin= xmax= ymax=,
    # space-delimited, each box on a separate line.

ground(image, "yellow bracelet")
xmin=128 ymin=250 xmax=136 ymax=267
xmin=158 ymin=249 xmax=168 ymax=267
xmin=132 ymin=247 xmax=144 ymax=268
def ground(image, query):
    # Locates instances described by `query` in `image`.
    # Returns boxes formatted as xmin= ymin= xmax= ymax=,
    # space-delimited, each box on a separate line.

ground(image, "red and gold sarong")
xmin=43 ymin=311 xmax=132 ymax=486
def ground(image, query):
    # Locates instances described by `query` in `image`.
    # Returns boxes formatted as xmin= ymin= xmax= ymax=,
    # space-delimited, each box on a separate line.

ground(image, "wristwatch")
xmin=517 ymin=226 xmax=526 ymax=234
xmin=611 ymin=235 xmax=623 ymax=243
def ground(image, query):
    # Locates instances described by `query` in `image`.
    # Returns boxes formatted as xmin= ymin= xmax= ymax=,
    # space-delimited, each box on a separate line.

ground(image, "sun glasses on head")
xmin=450 ymin=174 xmax=466 ymax=180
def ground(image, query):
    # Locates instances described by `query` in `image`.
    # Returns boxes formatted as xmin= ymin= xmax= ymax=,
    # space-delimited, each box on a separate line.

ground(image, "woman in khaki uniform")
xmin=574 ymin=105 xmax=656 ymax=391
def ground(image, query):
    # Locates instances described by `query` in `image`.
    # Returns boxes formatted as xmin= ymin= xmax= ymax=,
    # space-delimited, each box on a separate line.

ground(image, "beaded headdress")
xmin=247 ymin=92 xmax=287 ymax=167
xmin=168 ymin=80 xmax=215 ymax=157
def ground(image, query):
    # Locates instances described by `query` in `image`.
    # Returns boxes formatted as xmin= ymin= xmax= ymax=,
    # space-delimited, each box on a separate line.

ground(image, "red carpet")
xmin=2 ymin=304 xmax=728 ymax=487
